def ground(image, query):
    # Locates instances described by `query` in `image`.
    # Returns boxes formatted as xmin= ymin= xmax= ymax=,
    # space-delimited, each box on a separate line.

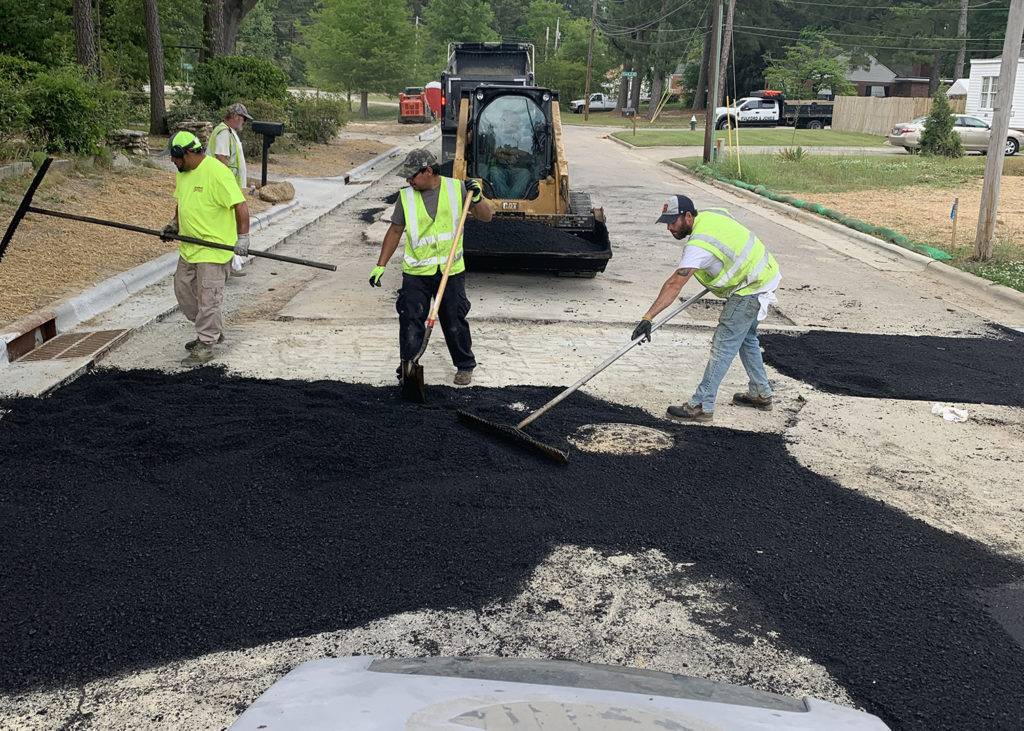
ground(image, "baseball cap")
xmin=159 ymin=130 xmax=203 ymax=157
xmin=397 ymin=149 xmax=438 ymax=178
xmin=655 ymin=194 xmax=698 ymax=224
xmin=227 ymin=102 xmax=253 ymax=120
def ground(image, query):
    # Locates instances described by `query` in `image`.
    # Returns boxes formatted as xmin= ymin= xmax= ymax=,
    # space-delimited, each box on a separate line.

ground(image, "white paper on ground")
xmin=931 ymin=403 xmax=969 ymax=422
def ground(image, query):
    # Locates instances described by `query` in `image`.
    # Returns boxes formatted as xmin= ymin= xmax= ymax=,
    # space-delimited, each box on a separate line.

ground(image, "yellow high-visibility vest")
xmin=687 ymin=208 xmax=779 ymax=297
xmin=400 ymin=177 xmax=465 ymax=276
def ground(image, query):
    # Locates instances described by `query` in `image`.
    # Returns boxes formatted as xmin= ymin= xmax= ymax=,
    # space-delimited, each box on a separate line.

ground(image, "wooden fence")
xmin=831 ymin=96 xmax=966 ymax=135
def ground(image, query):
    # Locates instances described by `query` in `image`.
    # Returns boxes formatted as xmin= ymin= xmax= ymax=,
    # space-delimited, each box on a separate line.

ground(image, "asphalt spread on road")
xmin=1 ymin=367 xmax=1022 ymax=730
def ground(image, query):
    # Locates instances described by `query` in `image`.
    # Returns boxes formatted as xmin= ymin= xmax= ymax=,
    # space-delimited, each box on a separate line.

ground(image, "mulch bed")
xmin=1 ymin=367 xmax=1022 ymax=729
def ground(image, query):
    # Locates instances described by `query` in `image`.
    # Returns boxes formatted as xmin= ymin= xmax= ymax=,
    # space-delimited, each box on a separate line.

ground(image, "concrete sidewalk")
xmin=0 ymin=143 xmax=410 ymax=397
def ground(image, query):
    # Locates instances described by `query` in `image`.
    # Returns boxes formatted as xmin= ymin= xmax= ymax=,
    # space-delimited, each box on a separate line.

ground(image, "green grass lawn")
xmin=618 ymin=128 xmax=886 ymax=148
xmin=678 ymin=153 xmax=1024 ymax=194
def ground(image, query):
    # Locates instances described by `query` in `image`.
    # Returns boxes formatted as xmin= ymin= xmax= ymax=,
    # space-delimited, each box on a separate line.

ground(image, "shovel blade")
xmin=401 ymin=360 xmax=425 ymax=403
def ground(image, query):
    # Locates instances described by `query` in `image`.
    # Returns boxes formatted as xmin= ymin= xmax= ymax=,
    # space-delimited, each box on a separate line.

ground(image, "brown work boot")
xmin=181 ymin=341 xmax=215 ymax=366
xmin=733 ymin=392 xmax=773 ymax=411
xmin=666 ymin=403 xmax=713 ymax=422
xmin=453 ymin=369 xmax=473 ymax=386
xmin=185 ymin=334 xmax=224 ymax=351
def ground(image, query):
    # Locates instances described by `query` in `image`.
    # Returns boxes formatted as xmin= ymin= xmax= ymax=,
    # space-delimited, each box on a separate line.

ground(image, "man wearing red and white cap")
xmin=632 ymin=194 xmax=781 ymax=422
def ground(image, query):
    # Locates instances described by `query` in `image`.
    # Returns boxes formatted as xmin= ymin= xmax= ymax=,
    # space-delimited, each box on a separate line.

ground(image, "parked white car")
xmin=887 ymin=115 xmax=1023 ymax=155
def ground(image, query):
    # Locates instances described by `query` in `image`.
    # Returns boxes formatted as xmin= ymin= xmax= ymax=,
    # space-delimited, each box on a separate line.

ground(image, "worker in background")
xmin=160 ymin=131 xmax=250 ymax=366
xmin=631 ymin=195 xmax=780 ymax=422
xmin=208 ymin=102 xmax=253 ymax=277
xmin=488 ymin=109 xmax=532 ymax=199
xmin=369 ymin=149 xmax=492 ymax=386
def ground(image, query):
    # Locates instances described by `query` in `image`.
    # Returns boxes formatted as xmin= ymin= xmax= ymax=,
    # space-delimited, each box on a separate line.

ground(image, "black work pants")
xmin=396 ymin=271 xmax=475 ymax=370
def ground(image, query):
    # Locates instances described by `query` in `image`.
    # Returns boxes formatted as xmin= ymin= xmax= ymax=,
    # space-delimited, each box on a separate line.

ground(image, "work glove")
xmin=631 ymin=317 xmax=653 ymax=343
xmin=234 ymin=233 xmax=250 ymax=256
xmin=369 ymin=265 xmax=385 ymax=287
xmin=465 ymin=178 xmax=482 ymax=204
xmin=160 ymin=219 xmax=179 ymax=241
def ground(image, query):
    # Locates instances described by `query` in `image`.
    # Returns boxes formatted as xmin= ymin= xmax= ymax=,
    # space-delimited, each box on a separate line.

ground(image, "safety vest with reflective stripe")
xmin=686 ymin=208 xmax=779 ymax=297
xmin=400 ymin=177 xmax=465 ymax=276
xmin=208 ymin=122 xmax=244 ymax=189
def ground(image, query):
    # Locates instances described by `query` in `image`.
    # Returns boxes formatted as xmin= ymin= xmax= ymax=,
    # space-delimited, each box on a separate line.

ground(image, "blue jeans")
xmin=689 ymin=294 xmax=772 ymax=413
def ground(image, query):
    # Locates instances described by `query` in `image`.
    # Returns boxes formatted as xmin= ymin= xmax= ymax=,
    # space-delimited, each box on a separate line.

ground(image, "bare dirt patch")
xmin=806 ymin=175 xmax=1024 ymax=252
xmin=0 ymin=137 xmax=396 ymax=329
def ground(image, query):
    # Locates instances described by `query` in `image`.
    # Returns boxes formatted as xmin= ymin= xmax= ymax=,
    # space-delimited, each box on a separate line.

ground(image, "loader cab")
xmin=467 ymin=87 xmax=554 ymax=201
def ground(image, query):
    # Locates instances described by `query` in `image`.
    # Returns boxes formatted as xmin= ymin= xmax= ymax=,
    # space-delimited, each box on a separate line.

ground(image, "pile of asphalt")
xmin=1 ymin=368 xmax=1022 ymax=730
xmin=761 ymin=329 xmax=1024 ymax=407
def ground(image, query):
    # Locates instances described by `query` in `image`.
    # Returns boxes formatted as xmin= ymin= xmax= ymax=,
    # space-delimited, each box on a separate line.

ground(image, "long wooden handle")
xmin=426 ymin=191 xmax=475 ymax=326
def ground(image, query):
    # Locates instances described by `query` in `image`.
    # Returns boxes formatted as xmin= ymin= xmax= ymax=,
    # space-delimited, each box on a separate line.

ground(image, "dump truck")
xmin=714 ymin=90 xmax=834 ymax=129
xmin=397 ymin=87 xmax=434 ymax=124
xmin=450 ymin=84 xmax=611 ymax=276
xmin=440 ymin=42 xmax=535 ymax=163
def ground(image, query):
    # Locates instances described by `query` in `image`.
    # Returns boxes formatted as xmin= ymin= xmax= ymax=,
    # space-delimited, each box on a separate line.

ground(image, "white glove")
xmin=234 ymin=233 xmax=250 ymax=256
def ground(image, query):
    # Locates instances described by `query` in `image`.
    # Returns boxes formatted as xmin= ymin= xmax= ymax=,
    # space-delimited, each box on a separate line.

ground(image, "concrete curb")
xmin=347 ymin=146 xmax=403 ymax=182
xmin=649 ymin=156 xmax=1024 ymax=311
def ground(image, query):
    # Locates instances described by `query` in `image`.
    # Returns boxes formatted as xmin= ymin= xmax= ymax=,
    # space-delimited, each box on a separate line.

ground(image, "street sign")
xmin=622 ymin=71 xmax=637 ymax=78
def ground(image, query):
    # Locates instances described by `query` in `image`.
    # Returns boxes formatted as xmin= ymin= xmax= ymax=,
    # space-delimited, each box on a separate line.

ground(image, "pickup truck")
xmin=569 ymin=93 xmax=616 ymax=113
xmin=714 ymin=91 xmax=833 ymax=130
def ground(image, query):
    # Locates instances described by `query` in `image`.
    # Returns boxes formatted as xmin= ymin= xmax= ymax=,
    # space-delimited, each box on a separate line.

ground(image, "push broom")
xmin=458 ymin=287 xmax=712 ymax=464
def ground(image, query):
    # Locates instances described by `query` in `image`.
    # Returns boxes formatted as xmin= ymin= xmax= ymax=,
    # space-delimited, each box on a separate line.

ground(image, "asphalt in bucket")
xmin=1 ymin=368 xmax=1022 ymax=730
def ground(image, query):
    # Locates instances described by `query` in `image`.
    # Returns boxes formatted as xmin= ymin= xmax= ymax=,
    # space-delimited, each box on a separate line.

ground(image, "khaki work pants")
xmin=173 ymin=258 xmax=231 ymax=344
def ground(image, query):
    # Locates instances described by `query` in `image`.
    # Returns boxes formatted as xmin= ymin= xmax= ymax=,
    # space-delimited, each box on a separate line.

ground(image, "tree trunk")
xmin=143 ymin=0 xmax=167 ymax=135
xmin=73 ymin=0 xmax=98 ymax=77
xmin=360 ymin=90 xmax=369 ymax=120
xmin=202 ymin=0 xmax=262 ymax=60
xmin=694 ymin=15 xmax=711 ymax=110
xmin=716 ymin=0 xmax=736 ymax=104
xmin=616 ymin=56 xmax=633 ymax=113
xmin=647 ymin=73 xmax=664 ymax=121
xmin=954 ymin=0 xmax=969 ymax=78
xmin=928 ymin=48 xmax=943 ymax=96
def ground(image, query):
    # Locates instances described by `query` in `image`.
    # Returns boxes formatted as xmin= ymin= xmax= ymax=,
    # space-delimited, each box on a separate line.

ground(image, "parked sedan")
xmin=888 ymin=115 xmax=1023 ymax=155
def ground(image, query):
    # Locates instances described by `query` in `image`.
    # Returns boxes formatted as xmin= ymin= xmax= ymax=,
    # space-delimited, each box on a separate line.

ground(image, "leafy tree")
xmin=491 ymin=0 xmax=530 ymax=41
xmin=193 ymin=54 xmax=289 ymax=108
xmin=517 ymin=0 xmax=571 ymax=61
xmin=0 ymin=0 xmax=73 ymax=67
xmin=23 ymin=65 xmax=126 ymax=153
xmin=762 ymin=30 xmax=854 ymax=98
xmin=201 ymin=0 xmax=261 ymax=60
xmin=300 ymin=0 xmax=415 ymax=117
xmin=919 ymin=89 xmax=963 ymax=157
xmin=421 ymin=0 xmax=498 ymax=71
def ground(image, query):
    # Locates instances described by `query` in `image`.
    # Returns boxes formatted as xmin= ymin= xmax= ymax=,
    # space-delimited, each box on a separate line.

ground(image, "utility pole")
xmin=702 ymin=0 xmax=724 ymax=164
xmin=975 ymin=0 xmax=1024 ymax=259
xmin=583 ymin=0 xmax=598 ymax=122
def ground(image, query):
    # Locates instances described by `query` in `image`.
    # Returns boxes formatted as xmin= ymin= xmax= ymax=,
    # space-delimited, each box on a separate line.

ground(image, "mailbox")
xmin=251 ymin=121 xmax=285 ymax=186
xmin=621 ymin=108 xmax=635 ymax=118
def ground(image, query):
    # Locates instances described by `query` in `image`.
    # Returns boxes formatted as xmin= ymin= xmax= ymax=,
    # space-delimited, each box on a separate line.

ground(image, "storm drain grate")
xmin=18 ymin=329 xmax=129 ymax=362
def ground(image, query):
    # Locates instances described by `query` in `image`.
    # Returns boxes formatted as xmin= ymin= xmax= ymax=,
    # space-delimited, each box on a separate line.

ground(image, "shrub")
xmin=192 ymin=55 xmax=289 ymax=110
xmin=23 ymin=66 xmax=127 ymax=154
xmin=288 ymin=93 xmax=347 ymax=143
xmin=0 ymin=76 xmax=29 ymax=145
xmin=0 ymin=53 xmax=44 ymax=84
xmin=919 ymin=91 xmax=964 ymax=158
xmin=235 ymin=98 xmax=289 ymax=157
xmin=777 ymin=146 xmax=807 ymax=162
xmin=166 ymin=97 xmax=217 ymax=133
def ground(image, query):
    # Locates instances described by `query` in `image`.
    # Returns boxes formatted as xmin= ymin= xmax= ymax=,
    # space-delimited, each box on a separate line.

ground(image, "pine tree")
xmin=919 ymin=90 xmax=964 ymax=158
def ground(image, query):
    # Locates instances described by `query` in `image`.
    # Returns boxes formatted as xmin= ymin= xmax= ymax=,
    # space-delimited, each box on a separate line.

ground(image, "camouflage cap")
xmin=397 ymin=149 xmax=438 ymax=178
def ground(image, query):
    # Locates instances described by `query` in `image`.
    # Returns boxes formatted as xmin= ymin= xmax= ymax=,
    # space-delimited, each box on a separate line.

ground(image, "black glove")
xmin=632 ymin=317 xmax=652 ymax=343
xmin=465 ymin=178 xmax=482 ymax=203
xmin=160 ymin=220 xmax=179 ymax=241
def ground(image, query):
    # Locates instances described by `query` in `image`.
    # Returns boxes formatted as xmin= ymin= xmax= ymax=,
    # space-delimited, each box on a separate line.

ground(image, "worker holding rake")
xmin=632 ymin=194 xmax=780 ymax=422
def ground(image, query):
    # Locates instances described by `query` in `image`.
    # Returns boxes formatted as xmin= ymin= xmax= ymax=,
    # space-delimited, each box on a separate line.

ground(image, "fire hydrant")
xmin=690 ymin=115 xmax=697 ymax=132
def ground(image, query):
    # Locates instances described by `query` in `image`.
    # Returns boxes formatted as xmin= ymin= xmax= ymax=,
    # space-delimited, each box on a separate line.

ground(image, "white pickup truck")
xmin=714 ymin=91 xmax=834 ymax=130
xmin=569 ymin=92 xmax=616 ymax=113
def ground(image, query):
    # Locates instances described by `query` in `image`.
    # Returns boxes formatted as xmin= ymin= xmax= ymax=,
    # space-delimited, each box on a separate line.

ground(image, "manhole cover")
xmin=568 ymin=423 xmax=674 ymax=455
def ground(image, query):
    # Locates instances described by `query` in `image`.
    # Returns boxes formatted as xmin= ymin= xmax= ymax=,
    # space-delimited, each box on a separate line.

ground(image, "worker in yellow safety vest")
xmin=208 ymin=102 xmax=253 ymax=277
xmin=369 ymin=149 xmax=493 ymax=386
xmin=632 ymin=194 xmax=781 ymax=422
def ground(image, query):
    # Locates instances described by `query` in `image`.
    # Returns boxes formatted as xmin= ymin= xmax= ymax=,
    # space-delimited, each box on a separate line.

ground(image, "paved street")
xmin=1 ymin=125 xmax=1022 ymax=730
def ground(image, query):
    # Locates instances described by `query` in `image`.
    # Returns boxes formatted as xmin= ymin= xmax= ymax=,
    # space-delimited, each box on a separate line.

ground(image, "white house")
xmin=965 ymin=56 xmax=1024 ymax=130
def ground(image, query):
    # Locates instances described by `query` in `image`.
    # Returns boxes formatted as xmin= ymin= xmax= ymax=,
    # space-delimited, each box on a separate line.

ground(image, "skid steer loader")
xmin=450 ymin=85 xmax=611 ymax=277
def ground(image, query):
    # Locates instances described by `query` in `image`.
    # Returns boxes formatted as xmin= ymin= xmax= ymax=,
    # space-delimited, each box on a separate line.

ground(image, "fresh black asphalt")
xmin=1 ymin=357 xmax=1022 ymax=730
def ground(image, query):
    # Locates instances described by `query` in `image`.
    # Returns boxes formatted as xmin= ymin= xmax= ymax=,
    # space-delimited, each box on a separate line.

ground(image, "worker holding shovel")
xmin=369 ymin=149 xmax=492 ymax=388
xmin=632 ymin=195 xmax=781 ymax=422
